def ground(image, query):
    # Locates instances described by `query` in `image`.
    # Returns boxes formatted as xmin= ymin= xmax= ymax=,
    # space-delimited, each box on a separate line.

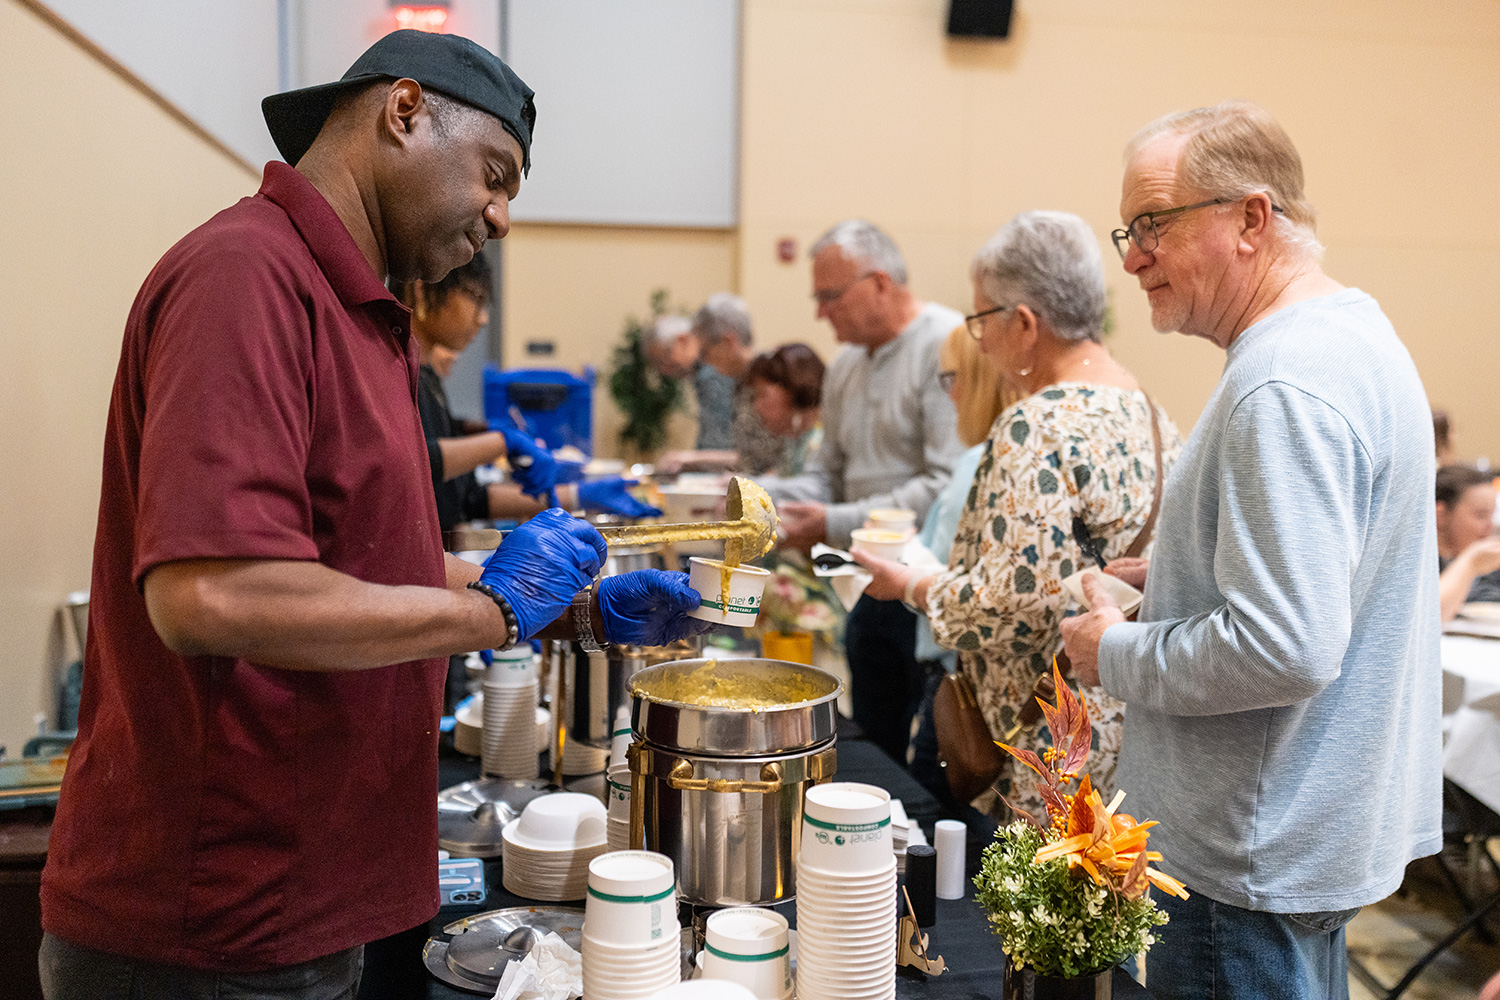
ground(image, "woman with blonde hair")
xmin=858 ymin=210 xmax=1182 ymax=817
xmin=904 ymin=324 xmax=1013 ymax=804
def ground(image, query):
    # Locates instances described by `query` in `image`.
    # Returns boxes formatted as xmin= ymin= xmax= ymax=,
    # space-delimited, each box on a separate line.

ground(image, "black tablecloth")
xmin=362 ymin=735 xmax=1149 ymax=1000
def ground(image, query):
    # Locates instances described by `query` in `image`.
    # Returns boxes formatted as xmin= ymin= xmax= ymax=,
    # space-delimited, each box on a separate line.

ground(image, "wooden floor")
xmin=1346 ymin=844 xmax=1500 ymax=999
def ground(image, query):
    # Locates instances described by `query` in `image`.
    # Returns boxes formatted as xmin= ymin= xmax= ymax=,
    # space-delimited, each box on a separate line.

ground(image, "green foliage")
xmin=974 ymin=822 xmax=1168 ymax=978
xmin=608 ymin=289 xmax=684 ymax=454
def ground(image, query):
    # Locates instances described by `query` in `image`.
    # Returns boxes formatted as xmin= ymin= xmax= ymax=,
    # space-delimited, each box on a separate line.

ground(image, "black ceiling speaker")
xmin=947 ymin=0 xmax=1014 ymax=39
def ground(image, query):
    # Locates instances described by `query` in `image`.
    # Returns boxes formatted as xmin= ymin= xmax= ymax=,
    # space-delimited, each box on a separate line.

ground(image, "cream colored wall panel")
xmin=0 ymin=0 xmax=257 ymax=753
xmin=737 ymin=0 xmax=1500 ymax=456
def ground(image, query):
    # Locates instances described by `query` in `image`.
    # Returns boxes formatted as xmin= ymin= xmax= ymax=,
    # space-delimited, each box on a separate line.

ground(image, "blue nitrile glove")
xmin=501 ymin=428 xmax=559 ymax=500
xmin=578 ymin=478 xmax=664 ymax=519
xmin=480 ymin=508 xmax=606 ymax=640
xmin=597 ymin=569 xmax=720 ymax=646
xmin=554 ymin=460 xmax=587 ymax=484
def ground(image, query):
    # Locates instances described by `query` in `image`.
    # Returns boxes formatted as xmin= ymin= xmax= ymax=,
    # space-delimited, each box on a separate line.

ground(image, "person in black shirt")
xmin=398 ymin=255 xmax=659 ymax=532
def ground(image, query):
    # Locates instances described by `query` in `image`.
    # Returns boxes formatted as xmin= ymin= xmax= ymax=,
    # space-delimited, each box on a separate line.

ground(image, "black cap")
xmin=262 ymin=30 xmax=535 ymax=174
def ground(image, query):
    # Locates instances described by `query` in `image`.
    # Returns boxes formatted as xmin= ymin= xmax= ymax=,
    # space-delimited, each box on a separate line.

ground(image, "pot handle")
xmin=667 ymin=759 xmax=784 ymax=794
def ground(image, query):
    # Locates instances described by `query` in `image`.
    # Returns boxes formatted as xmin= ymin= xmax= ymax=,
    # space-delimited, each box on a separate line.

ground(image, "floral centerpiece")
xmin=975 ymin=661 xmax=1189 ymax=993
xmin=756 ymin=559 xmax=844 ymax=640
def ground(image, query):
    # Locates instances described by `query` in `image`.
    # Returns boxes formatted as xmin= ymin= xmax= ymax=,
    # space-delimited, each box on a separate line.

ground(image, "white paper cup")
xmin=606 ymin=765 xmax=632 ymax=820
xmin=486 ymin=646 xmax=539 ymax=688
xmin=535 ymin=706 xmax=551 ymax=753
xmin=849 ymin=528 xmax=908 ymax=562
xmin=702 ymin=908 xmax=792 ymax=999
xmin=649 ymin=982 xmax=758 ymax=1000
xmin=586 ymin=850 xmax=677 ymax=944
xmin=1060 ymin=567 xmax=1143 ymax=618
xmin=864 ymin=508 xmax=916 ymax=537
xmin=686 ymin=557 xmax=771 ymax=626
xmin=799 ymin=783 xmax=892 ymax=872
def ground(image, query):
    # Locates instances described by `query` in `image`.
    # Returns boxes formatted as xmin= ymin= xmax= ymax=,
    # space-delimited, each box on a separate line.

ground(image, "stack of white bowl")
xmin=793 ymin=782 xmax=898 ymax=1000
xmin=700 ymin=907 xmax=793 ymax=1000
xmin=605 ymin=764 xmax=633 ymax=851
xmin=582 ymin=850 xmax=682 ymax=998
xmin=482 ymin=646 xmax=540 ymax=779
xmin=500 ymin=793 xmax=607 ymax=900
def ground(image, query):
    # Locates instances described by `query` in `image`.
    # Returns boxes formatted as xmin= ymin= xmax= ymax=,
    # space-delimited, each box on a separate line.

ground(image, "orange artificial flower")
xmin=996 ymin=659 xmax=1189 ymax=902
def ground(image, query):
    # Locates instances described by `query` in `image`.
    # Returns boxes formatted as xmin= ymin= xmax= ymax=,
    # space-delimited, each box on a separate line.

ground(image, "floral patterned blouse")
xmin=925 ymin=383 xmax=1181 ymax=815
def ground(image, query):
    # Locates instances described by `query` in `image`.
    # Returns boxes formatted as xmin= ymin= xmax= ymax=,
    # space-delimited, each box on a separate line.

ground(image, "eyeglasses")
xmin=813 ymin=272 xmax=876 ymax=307
xmin=964 ymin=304 xmax=1009 ymax=340
xmin=937 ymin=370 xmax=958 ymax=393
xmin=1112 ymin=198 xmax=1284 ymax=259
xmin=1111 ymin=199 xmax=1224 ymax=259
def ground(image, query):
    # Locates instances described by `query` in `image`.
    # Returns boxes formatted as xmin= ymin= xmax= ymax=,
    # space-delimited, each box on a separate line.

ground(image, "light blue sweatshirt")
xmin=1099 ymin=289 xmax=1443 ymax=912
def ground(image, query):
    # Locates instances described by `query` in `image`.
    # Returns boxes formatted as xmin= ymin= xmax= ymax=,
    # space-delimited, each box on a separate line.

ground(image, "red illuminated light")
xmin=393 ymin=5 xmax=449 ymax=33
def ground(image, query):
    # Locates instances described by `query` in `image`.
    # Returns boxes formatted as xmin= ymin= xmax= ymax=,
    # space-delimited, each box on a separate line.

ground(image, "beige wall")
xmin=7 ymin=0 xmax=1499 ymax=747
xmin=500 ymin=224 xmax=737 ymax=458
xmin=0 ymin=0 xmax=258 ymax=752
xmin=504 ymin=0 xmax=1500 ymax=464
xmin=731 ymin=0 xmax=1500 ymax=461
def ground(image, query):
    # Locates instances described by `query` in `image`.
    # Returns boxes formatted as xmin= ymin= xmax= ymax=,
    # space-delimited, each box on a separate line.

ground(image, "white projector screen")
xmin=502 ymin=0 xmax=740 ymax=228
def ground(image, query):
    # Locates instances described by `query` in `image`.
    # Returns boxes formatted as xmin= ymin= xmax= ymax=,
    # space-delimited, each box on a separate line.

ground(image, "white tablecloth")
xmin=1440 ymin=634 xmax=1500 ymax=814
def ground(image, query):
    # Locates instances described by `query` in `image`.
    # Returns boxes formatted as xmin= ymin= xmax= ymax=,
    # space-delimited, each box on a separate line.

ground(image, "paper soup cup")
xmin=849 ymin=529 xmax=907 ymax=562
xmin=586 ymin=850 xmax=676 ymax=943
xmin=864 ymin=508 xmax=916 ymax=537
xmin=799 ymin=783 xmax=892 ymax=871
xmin=687 ymin=558 xmax=770 ymax=626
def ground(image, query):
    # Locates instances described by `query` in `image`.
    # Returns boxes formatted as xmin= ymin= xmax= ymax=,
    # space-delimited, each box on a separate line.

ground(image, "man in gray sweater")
xmin=1061 ymin=102 xmax=1441 ymax=1000
xmin=767 ymin=220 xmax=963 ymax=764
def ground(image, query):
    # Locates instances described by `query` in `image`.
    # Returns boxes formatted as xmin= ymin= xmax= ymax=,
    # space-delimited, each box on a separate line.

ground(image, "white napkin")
xmin=492 ymin=931 xmax=583 ymax=1000
xmin=811 ymin=543 xmax=872 ymax=611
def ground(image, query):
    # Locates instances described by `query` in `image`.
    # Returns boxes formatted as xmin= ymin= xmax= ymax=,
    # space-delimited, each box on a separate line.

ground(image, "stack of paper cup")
xmin=609 ymin=707 xmax=632 ymax=770
xmin=605 ymin=763 xmax=633 ymax=851
xmin=482 ymin=646 xmax=540 ymax=779
xmin=701 ymin=907 xmax=793 ymax=1000
xmin=650 ymin=983 xmax=757 ymax=1000
xmin=582 ymin=850 xmax=682 ymax=998
xmin=794 ymin=782 xmax=898 ymax=1000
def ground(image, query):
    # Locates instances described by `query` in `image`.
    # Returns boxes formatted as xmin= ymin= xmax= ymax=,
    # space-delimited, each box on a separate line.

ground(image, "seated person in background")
xmin=659 ymin=294 xmax=786 ymax=475
xmin=1437 ymin=464 xmax=1500 ymax=620
xmin=746 ymin=343 xmax=826 ymax=480
xmin=397 ymin=256 xmax=659 ymax=530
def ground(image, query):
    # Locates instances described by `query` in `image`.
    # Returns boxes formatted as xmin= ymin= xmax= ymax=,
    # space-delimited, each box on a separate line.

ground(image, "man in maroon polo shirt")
xmin=39 ymin=31 xmax=711 ymax=999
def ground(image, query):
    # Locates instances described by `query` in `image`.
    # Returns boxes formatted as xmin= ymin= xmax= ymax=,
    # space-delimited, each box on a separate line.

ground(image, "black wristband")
xmin=467 ymin=580 xmax=520 ymax=650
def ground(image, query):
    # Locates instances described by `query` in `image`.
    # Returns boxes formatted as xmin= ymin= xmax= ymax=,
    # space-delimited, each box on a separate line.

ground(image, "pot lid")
xmin=438 ymin=777 xmax=552 ymax=858
xmin=423 ymin=906 xmax=585 ymax=994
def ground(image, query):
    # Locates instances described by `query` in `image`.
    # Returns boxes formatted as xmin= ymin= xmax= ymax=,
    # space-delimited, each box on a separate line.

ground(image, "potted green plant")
xmin=974 ymin=662 xmax=1189 ymax=998
xmin=608 ymin=289 xmax=685 ymax=457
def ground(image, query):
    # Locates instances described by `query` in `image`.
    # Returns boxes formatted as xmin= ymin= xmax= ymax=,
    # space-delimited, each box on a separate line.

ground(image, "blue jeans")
xmin=1146 ymin=891 xmax=1358 ymax=1000
xmin=40 ymin=932 xmax=364 ymax=1000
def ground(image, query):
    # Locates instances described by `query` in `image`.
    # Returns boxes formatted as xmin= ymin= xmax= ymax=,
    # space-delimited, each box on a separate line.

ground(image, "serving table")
xmin=364 ymin=725 xmax=1151 ymax=999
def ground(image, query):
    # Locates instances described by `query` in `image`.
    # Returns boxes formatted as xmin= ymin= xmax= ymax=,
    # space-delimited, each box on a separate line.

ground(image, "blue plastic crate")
xmin=483 ymin=366 xmax=594 ymax=454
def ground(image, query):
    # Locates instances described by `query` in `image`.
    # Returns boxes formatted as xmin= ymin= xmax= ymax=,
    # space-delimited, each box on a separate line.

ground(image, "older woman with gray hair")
xmin=857 ymin=210 xmax=1182 ymax=816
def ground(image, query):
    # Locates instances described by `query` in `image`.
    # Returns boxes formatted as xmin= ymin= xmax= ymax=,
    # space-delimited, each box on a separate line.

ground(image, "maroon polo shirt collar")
xmin=258 ymin=161 xmax=405 ymax=312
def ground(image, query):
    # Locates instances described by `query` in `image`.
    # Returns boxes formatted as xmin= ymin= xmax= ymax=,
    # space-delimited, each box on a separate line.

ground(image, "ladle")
xmin=444 ymin=476 xmax=779 ymax=565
